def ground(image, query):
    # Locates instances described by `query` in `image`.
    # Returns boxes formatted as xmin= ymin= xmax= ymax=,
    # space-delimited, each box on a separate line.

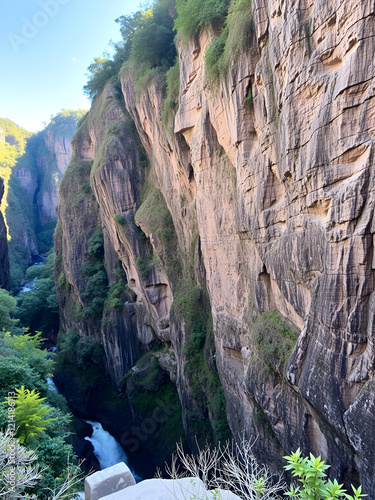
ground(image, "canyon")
xmin=48 ymin=0 xmax=375 ymax=494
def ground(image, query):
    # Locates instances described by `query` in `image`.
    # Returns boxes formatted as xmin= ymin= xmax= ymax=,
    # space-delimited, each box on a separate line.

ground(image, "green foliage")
xmin=244 ymin=86 xmax=253 ymax=110
xmin=204 ymin=0 xmax=254 ymax=84
xmin=29 ymin=433 xmax=81 ymax=499
xmin=113 ymin=213 xmax=127 ymax=225
xmin=6 ymin=331 xmax=53 ymax=382
xmin=0 ymin=287 xmax=17 ymax=330
xmin=0 ymin=355 xmax=40 ymax=401
xmin=35 ymin=220 xmax=57 ymax=254
xmin=125 ymin=352 xmax=185 ymax=465
xmin=284 ymin=449 xmax=366 ymax=500
xmin=130 ymin=3 xmax=176 ymax=68
xmin=80 ymin=261 xmax=102 ymax=278
xmin=204 ymin=30 xmax=228 ymax=81
xmin=253 ymin=310 xmax=299 ymax=376
xmin=13 ymin=386 xmax=56 ymax=444
xmin=88 ymin=226 xmax=105 ymax=259
xmin=76 ymin=336 xmax=105 ymax=370
xmin=0 ymin=330 xmax=82 ymax=498
xmin=136 ymin=256 xmax=151 ymax=280
xmin=57 ymin=328 xmax=105 ymax=373
xmin=81 ymin=180 xmax=92 ymax=194
xmin=83 ymin=57 xmax=120 ymax=100
xmin=174 ymin=0 xmax=230 ymax=44
xmin=81 ymin=269 xmax=108 ymax=318
xmin=135 ymin=184 xmax=180 ymax=281
xmin=47 ymin=109 xmax=87 ymax=137
xmin=17 ymin=252 xmax=59 ymax=335
xmin=26 ymin=252 xmax=54 ymax=280
xmin=85 ymin=0 xmax=176 ymax=101
xmin=174 ymin=280 xmax=230 ymax=443
xmin=78 ymin=227 xmax=108 ymax=319
xmin=6 ymin=175 xmax=36 ymax=291
xmin=134 ymin=65 xmax=166 ymax=101
xmin=224 ymin=0 xmax=254 ymax=60
xmin=0 ymin=118 xmax=32 ymax=150
xmin=104 ymin=265 xmax=127 ymax=312
xmin=58 ymin=271 xmax=68 ymax=288
xmin=56 ymin=328 xmax=79 ymax=366
xmin=162 ymin=59 xmax=180 ymax=129
xmin=134 ymin=184 xmax=183 ymax=286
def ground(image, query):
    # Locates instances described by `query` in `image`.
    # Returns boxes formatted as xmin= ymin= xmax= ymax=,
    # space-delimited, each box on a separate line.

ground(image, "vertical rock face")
xmin=36 ymin=129 xmax=73 ymax=223
xmin=0 ymin=178 xmax=10 ymax=290
xmin=15 ymin=127 xmax=73 ymax=224
xmin=56 ymin=0 xmax=375 ymax=493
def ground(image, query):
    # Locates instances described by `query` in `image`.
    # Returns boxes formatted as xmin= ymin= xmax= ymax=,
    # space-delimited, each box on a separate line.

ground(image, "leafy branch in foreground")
xmin=13 ymin=386 xmax=57 ymax=445
xmin=284 ymin=449 xmax=366 ymax=500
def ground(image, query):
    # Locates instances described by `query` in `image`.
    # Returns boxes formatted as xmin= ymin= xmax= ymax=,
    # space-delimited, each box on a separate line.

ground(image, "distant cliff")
xmin=55 ymin=0 xmax=375 ymax=493
xmin=0 ymin=178 xmax=10 ymax=290
xmin=0 ymin=111 xmax=85 ymax=289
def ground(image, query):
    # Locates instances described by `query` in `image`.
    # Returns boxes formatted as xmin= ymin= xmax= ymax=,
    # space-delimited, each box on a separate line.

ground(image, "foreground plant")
xmin=0 ymin=429 xmax=85 ymax=499
xmin=159 ymin=436 xmax=285 ymax=499
xmin=161 ymin=439 xmax=366 ymax=500
xmin=284 ymin=449 xmax=366 ymax=500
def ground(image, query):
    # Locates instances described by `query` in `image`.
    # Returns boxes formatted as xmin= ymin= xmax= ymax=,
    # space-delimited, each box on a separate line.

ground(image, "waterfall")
xmin=84 ymin=421 xmax=134 ymax=472
xmin=46 ymin=377 xmax=60 ymax=393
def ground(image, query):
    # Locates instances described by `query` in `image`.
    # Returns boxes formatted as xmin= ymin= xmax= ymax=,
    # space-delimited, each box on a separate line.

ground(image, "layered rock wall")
xmin=56 ymin=0 xmax=375 ymax=492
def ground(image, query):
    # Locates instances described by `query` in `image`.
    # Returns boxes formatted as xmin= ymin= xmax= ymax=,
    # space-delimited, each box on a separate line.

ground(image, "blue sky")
xmin=0 ymin=0 xmax=141 ymax=131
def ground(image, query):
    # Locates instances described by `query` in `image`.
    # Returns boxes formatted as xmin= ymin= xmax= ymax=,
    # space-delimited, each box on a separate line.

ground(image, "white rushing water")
xmin=84 ymin=420 xmax=131 ymax=471
xmin=46 ymin=377 xmax=60 ymax=393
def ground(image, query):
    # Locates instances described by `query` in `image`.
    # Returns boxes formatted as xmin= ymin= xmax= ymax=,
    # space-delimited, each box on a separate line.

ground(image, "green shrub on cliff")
xmin=162 ymin=59 xmax=180 ymax=129
xmin=104 ymin=264 xmax=127 ymax=312
xmin=175 ymin=0 xmax=230 ymax=44
xmin=83 ymin=57 xmax=120 ymax=101
xmin=79 ymin=227 xmax=109 ymax=319
xmin=84 ymin=0 xmax=176 ymax=101
xmin=253 ymin=310 xmax=299 ymax=377
xmin=205 ymin=0 xmax=254 ymax=84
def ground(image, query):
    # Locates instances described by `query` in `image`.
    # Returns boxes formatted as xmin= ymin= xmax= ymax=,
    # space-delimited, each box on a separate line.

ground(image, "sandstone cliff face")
xmin=16 ymin=128 xmax=73 ymax=224
xmin=37 ymin=129 xmax=73 ymax=223
xmin=56 ymin=0 xmax=375 ymax=492
xmin=0 ymin=178 xmax=10 ymax=290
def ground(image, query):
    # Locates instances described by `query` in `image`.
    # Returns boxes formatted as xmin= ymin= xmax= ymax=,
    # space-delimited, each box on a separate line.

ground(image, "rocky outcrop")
xmin=84 ymin=464 xmax=241 ymax=500
xmin=56 ymin=0 xmax=375 ymax=493
xmin=0 ymin=178 xmax=10 ymax=290
xmin=85 ymin=470 xmax=241 ymax=500
xmin=85 ymin=462 xmax=135 ymax=500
